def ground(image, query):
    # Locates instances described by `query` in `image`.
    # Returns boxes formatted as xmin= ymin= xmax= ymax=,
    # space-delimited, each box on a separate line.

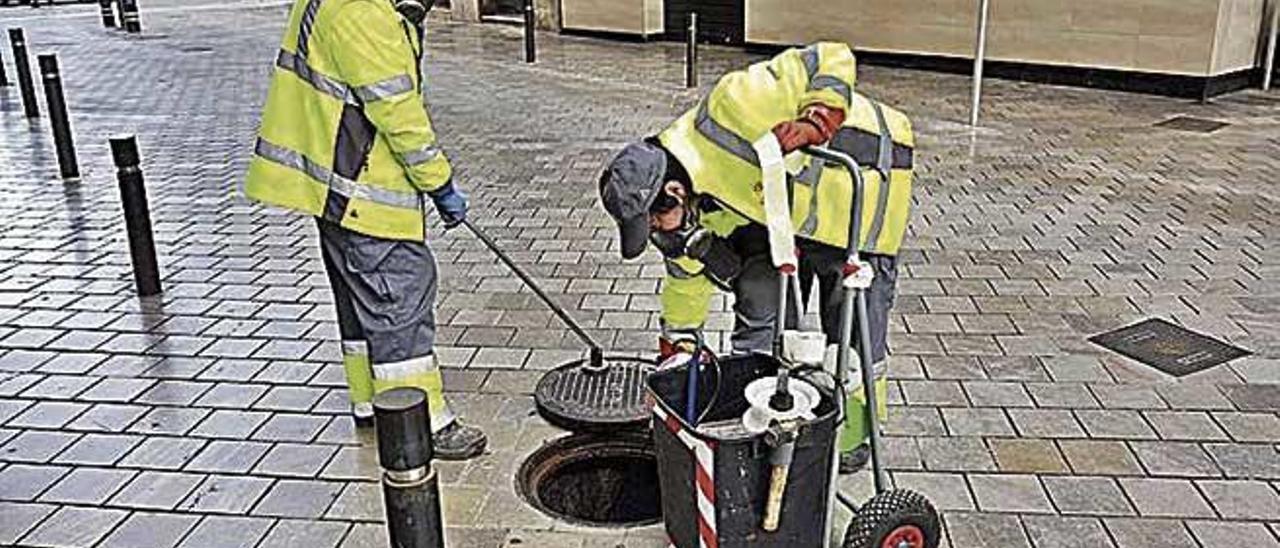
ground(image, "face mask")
xmin=394 ymin=0 xmax=433 ymax=25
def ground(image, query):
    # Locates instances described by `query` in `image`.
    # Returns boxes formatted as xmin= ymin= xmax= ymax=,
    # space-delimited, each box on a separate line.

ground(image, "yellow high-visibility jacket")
xmin=658 ymin=43 xmax=914 ymax=331
xmin=244 ymin=0 xmax=452 ymax=241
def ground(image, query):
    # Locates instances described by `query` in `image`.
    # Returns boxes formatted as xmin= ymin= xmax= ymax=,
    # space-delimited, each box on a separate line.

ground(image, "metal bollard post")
xmin=685 ymin=12 xmax=698 ymax=88
xmin=375 ymin=388 xmax=445 ymax=548
xmin=110 ymin=136 xmax=162 ymax=297
xmin=119 ymin=0 xmax=141 ymax=33
xmin=8 ymin=29 xmax=40 ymax=118
xmin=38 ymin=55 xmax=79 ymax=182
xmin=99 ymin=0 xmax=117 ymax=28
xmin=523 ymin=0 xmax=535 ymax=63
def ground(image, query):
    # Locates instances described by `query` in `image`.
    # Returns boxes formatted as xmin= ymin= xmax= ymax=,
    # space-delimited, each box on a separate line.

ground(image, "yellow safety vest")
xmin=244 ymin=0 xmax=452 ymax=241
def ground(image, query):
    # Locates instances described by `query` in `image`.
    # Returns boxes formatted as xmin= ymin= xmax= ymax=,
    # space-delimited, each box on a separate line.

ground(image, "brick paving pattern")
xmin=1 ymin=0 xmax=1279 ymax=546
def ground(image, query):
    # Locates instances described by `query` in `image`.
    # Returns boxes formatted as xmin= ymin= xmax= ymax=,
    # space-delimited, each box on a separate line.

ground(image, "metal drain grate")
xmin=1154 ymin=116 xmax=1229 ymax=133
xmin=1089 ymin=318 xmax=1250 ymax=377
xmin=535 ymin=357 xmax=656 ymax=432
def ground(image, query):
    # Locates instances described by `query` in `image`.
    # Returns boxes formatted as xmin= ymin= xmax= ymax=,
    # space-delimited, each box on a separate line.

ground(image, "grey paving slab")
xmin=178 ymin=515 xmax=274 ymax=548
xmin=0 ymin=464 xmax=69 ymax=501
xmin=76 ymin=378 xmax=156 ymax=403
xmin=1144 ymin=411 xmax=1229 ymax=441
xmin=98 ymin=512 xmax=203 ymax=548
xmin=989 ymin=439 xmax=1070 ymax=474
xmin=178 ymin=475 xmax=275 ymax=514
xmin=251 ymin=414 xmax=330 ymax=443
xmin=1042 ymin=476 xmax=1134 ymax=516
xmin=1197 ymin=480 xmax=1280 ymax=521
xmin=1129 ymin=441 xmax=1223 ymax=478
xmin=38 ymin=467 xmax=136 ymax=505
xmin=6 ymin=401 xmax=90 ymax=429
xmin=253 ymin=443 xmax=338 ymax=478
xmin=1076 ymin=410 xmax=1158 ymax=440
xmin=118 ymin=436 xmax=207 ymax=470
xmin=18 ymin=506 xmax=129 ymax=548
xmin=340 ymin=523 xmax=390 ymax=548
xmin=65 ymin=404 xmax=148 ymax=433
xmin=968 ymin=474 xmax=1055 ymax=514
xmin=918 ymin=437 xmax=997 ymax=472
xmin=252 ymin=479 xmax=344 ymax=518
xmin=52 ymin=433 xmax=142 ymax=466
xmin=109 ymin=470 xmax=206 ymax=510
xmin=0 ymin=501 xmax=56 ymax=545
xmin=1205 ymin=443 xmax=1280 ymax=480
xmin=1187 ymin=521 xmax=1280 ymax=548
xmin=1008 ymin=409 xmax=1086 ymax=439
xmin=890 ymin=472 xmax=975 ymax=511
xmin=0 ymin=430 xmax=79 ymax=463
xmin=189 ymin=410 xmax=272 ymax=439
xmin=1021 ymin=515 xmax=1116 ymax=548
xmin=1104 ymin=518 xmax=1199 ymax=548
xmin=325 ymin=482 xmax=385 ymax=521
xmin=1119 ymin=478 xmax=1216 ymax=518
xmin=185 ymin=440 xmax=273 ymax=474
xmin=191 ymin=383 xmax=268 ymax=409
xmin=258 ymin=519 xmax=349 ymax=548
xmin=1213 ymin=412 xmax=1280 ymax=443
xmin=943 ymin=512 xmax=1031 ymax=548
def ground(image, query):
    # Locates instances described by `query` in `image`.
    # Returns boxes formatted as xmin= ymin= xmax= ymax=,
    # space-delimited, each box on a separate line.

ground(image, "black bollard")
xmin=38 ymin=55 xmax=80 ymax=182
xmin=8 ymin=29 xmax=40 ymax=118
xmin=685 ymin=12 xmax=698 ymax=88
xmin=523 ymin=0 xmax=535 ymax=63
xmin=110 ymin=136 xmax=162 ymax=297
xmin=99 ymin=0 xmax=117 ymax=28
xmin=119 ymin=0 xmax=141 ymax=33
xmin=375 ymin=388 xmax=445 ymax=548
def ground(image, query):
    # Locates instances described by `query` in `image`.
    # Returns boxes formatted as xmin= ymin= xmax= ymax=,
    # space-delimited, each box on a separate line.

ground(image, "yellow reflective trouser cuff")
xmin=371 ymin=355 xmax=455 ymax=433
xmin=341 ymin=340 xmax=375 ymax=407
xmin=839 ymin=372 xmax=890 ymax=453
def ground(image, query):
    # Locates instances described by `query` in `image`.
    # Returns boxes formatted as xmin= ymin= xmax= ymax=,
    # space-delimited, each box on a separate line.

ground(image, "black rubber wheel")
xmin=842 ymin=489 xmax=941 ymax=548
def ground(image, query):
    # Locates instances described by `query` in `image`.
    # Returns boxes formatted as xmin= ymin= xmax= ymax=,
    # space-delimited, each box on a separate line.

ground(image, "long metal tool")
xmin=1265 ymin=0 xmax=1278 ymax=91
xmin=462 ymin=219 xmax=604 ymax=370
xmin=969 ymin=0 xmax=991 ymax=127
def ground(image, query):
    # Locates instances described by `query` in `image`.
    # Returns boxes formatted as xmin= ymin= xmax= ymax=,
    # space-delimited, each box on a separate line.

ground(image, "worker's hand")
xmin=428 ymin=181 xmax=468 ymax=229
xmin=658 ymin=332 xmax=712 ymax=366
xmin=771 ymin=104 xmax=846 ymax=154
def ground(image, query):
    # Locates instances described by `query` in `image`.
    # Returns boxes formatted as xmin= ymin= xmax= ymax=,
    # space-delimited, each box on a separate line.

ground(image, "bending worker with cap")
xmin=244 ymin=0 xmax=486 ymax=459
xmin=598 ymin=42 xmax=914 ymax=472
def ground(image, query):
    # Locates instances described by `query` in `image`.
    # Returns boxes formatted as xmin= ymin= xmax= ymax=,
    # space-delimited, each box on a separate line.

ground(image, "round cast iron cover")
xmin=534 ymin=357 xmax=657 ymax=432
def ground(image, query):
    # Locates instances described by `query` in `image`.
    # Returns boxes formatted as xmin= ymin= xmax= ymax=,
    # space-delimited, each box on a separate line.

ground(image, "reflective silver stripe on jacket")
xmin=276 ymin=49 xmax=356 ymax=105
xmin=353 ymin=74 xmax=415 ymax=103
xmin=794 ymin=158 xmax=825 ymax=236
xmin=695 ymin=102 xmax=760 ymax=167
xmin=254 ymin=138 xmax=422 ymax=210
xmin=810 ymin=75 xmax=852 ymax=106
xmin=399 ymin=144 xmax=441 ymax=167
xmin=862 ymin=101 xmax=894 ymax=248
xmin=800 ymin=45 xmax=819 ymax=80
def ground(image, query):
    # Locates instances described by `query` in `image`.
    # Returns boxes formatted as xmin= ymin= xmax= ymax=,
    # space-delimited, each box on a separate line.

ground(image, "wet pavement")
xmin=1 ymin=1 xmax=1279 ymax=546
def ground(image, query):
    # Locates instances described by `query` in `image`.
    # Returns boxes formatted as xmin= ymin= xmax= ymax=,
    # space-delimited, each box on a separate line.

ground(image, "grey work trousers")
xmin=316 ymin=219 xmax=438 ymax=364
xmin=727 ymin=224 xmax=898 ymax=363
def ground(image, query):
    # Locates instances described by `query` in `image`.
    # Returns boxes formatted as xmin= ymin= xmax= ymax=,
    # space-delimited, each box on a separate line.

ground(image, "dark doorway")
xmin=665 ymin=0 xmax=744 ymax=45
xmin=480 ymin=0 xmax=522 ymax=18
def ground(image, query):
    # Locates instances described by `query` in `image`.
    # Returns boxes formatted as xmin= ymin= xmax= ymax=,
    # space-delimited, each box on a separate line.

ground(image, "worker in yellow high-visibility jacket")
xmin=243 ymin=0 xmax=485 ymax=459
xmin=599 ymin=42 xmax=914 ymax=472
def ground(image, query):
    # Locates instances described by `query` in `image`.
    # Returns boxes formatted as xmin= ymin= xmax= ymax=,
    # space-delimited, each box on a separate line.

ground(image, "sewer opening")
xmin=517 ymin=433 xmax=662 ymax=527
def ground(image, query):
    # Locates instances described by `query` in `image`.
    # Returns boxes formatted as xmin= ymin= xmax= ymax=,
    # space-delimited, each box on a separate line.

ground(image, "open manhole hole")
xmin=517 ymin=432 xmax=661 ymax=527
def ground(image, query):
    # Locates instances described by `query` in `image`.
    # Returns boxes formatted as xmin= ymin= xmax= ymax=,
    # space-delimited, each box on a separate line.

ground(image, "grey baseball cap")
xmin=599 ymin=141 xmax=668 ymax=260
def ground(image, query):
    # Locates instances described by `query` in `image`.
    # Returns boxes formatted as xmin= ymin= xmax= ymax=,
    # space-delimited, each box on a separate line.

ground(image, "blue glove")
xmin=428 ymin=181 xmax=468 ymax=228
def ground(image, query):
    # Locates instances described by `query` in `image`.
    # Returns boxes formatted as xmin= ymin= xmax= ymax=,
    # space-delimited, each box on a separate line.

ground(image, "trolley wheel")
xmin=842 ymin=489 xmax=941 ymax=548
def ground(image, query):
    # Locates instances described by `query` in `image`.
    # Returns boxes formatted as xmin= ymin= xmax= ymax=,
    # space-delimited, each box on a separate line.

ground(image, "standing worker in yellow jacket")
xmin=598 ymin=42 xmax=914 ymax=472
xmin=244 ymin=0 xmax=486 ymax=459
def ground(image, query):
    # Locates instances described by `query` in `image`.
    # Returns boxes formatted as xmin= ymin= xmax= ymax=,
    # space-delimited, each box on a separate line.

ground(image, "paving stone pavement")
xmin=1 ymin=0 xmax=1279 ymax=547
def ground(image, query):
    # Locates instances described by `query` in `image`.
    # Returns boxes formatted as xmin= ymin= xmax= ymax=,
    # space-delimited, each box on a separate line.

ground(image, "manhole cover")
xmin=517 ymin=432 xmax=661 ymax=527
xmin=534 ymin=357 xmax=655 ymax=432
xmin=1089 ymin=318 xmax=1250 ymax=377
xmin=1154 ymin=116 xmax=1229 ymax=133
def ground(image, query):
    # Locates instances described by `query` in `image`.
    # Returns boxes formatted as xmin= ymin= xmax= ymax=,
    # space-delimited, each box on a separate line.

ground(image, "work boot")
xmin=839 ymin=444 xmax=870 ymax=474
xmin=433 ymin=422 xmax=487 ymax=460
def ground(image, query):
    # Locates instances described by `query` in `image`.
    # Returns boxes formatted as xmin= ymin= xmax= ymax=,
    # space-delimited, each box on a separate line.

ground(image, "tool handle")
xmin=462 ymin=219 xmax=604 ymax=365
xmin=762 ymin=464 xmax=790 ymax=532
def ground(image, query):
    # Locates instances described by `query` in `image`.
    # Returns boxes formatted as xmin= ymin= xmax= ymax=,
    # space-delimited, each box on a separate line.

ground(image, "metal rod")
xmin=110 ymin=136 xmax=162 ymax=297
xmin=685 ymin=12 xmax=698 ymax=89
xmin=856 ymin=290 xmax=886 ymax=494
xmin=8 ymin=29 xmax=39 ymax=119
xmin=970 ymin=0 xmax=990 ymax=127
xmin=1265 ymin=0 xmax=1278 ymax=91
xmin=375 ymin=388 xmax=445 ymax=548
xmin=523 ymin=0 xmax=535 ymax=63
xmin=0 ymin=45 xmax=9 ymax=87
xmin=99 ymin=0 xmax=117 ymax=28
xmin=120 ymin=0 xmax=141 ymax=33
xmin=38 ymin=54 xmax=79 ymax=182
xmin=462 ymin=219 xmax=603 ymax=358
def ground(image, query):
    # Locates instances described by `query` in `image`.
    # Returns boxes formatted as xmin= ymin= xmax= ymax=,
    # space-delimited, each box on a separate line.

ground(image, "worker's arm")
xmin=659 ymin=257 xmax=715 ymax=356
xmin=328 ymin=4 xmax=452 ymax=193
xmin=773 ymin=42 xmax=856 ymax=153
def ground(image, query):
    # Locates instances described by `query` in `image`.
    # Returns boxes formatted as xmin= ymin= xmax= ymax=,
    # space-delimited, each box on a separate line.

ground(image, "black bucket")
xmin=648 ymin=354 xmax=838 ymax=548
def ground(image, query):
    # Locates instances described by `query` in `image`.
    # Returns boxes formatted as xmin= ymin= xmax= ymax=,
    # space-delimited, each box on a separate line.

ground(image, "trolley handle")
xmin=799 ymin=145 xmax=867 ymax=269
